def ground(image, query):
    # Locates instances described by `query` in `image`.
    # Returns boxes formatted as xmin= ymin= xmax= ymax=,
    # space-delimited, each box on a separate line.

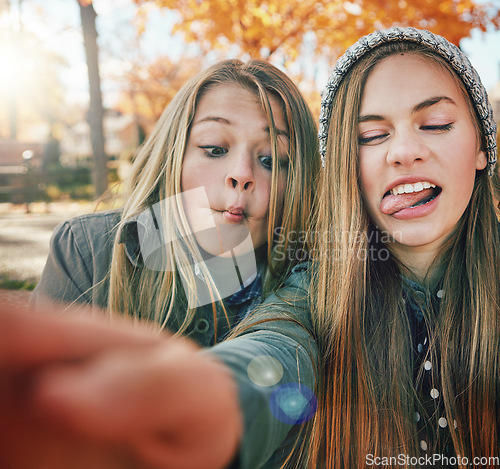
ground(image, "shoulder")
xmin=284 ymin=262 xmax=310 ymax=288
xmin=271 ymin=262 xmax=311 ymax=306
xmin=59 ymin=210 xmax=122 ymax=239
xmin=31 ymin=210 xmax=123 ymax=308
xmin=241 ymin=262 xmax=312 ymax=334
xmin=52 ymin=210 xmax=122 ymax=256
xmin=48 ymin=210 xmax=123 ymax=282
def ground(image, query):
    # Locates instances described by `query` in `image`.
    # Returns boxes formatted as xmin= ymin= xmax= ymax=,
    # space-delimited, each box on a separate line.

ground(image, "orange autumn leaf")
xmin=133 ymin=0 xmax=499 ymax=60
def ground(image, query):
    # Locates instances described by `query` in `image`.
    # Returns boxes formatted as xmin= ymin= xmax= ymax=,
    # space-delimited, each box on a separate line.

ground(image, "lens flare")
xmin=269 ymin=383 xmax=317 ymax=425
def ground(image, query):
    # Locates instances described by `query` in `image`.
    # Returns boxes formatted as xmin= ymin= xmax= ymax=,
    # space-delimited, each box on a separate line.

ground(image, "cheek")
xmin=256 ymin=172 xmax=274 ymax=207
xmin=265 ymin=173 xmax=287 ymax=223
xmin=359 ymin=156 xmax=377 ymax=206
xmin=181 ymin=159 xmax=214 ymax=193
xmin=449 ymin=161 xmax=476 ymax=200
xmin=180 ymin=160 xmax=193 ymax=192
xmin=448 ymin=140 xmax=480 ymax=188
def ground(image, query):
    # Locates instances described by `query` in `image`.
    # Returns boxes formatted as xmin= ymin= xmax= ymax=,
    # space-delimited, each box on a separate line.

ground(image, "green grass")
xmin=0 ymin=275 xmax=37 ymax=291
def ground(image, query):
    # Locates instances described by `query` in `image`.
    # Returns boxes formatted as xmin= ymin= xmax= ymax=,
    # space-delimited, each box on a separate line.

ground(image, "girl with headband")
xmin=309 ymin=27 xmax=498 ymax=467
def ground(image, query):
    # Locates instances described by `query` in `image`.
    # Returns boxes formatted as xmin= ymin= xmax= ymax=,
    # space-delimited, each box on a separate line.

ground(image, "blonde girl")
xmin=310 ymin=28 xmax=499 ymax=467
xmin=32 ymin=59 xmax=319 ymax=346
xmin=16 ymin=59 xmax=320 ymax=469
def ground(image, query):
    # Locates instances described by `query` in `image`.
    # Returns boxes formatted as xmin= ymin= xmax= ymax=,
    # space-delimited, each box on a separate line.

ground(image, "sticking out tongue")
xmin=380 ymin=187 xmax=440 ymax=215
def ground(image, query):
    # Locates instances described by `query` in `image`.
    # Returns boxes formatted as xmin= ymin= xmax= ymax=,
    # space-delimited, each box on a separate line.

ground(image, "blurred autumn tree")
xmin=78 ymin=0 xmax=107 ymax=197
xmin=117 ymin=56 xmax=203 ymax=135
xmin=134 ymin=0 xmax=500 ymax=62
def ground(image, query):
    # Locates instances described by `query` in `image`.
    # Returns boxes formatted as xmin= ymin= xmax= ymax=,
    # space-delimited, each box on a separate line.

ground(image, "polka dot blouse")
xmin=404 ymin=278 xmax=455 ymax=457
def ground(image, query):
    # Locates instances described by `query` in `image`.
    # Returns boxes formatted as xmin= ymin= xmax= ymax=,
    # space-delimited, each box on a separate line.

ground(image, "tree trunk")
xmin=78 ymin=1 xmax=107 ymax=197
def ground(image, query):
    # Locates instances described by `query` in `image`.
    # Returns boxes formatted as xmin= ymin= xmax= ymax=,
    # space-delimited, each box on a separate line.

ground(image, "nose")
xmin=225 ymin=152 xmax=255 ymax=191
xmin=386 ymin=128 xmax=430 ymax=168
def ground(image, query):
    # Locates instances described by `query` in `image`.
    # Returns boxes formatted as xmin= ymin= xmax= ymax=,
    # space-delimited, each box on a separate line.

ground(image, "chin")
xmin=391 ymin=228 xmax=447 ymax=250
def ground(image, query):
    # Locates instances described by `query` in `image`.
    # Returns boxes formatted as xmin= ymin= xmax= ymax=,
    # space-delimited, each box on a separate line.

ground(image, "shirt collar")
xmin=402 ymin=276 xmax=444 ymax=323
xmin=224 ymin=271 xmax=263 ymax=306
xmin=119 ymin=215 xmax=143 ymax=267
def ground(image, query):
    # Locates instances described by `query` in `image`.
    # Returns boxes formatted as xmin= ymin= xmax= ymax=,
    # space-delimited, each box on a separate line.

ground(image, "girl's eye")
xmin=259 ymin=155 xmax=273 ymax=170
xmin=420 ymin=123 xmax=454 ymax=132
xmin=358 ymin=133 xmax=389 ymax=146
xmin=199 ymin=146 xmax=227 ymax=157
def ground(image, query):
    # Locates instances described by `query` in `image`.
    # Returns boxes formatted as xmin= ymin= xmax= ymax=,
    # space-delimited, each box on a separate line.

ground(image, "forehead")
xmin=361 ymin=53 xmax=466 ymax=111
xmin=195 ymin=83 xmax=284 ymax=120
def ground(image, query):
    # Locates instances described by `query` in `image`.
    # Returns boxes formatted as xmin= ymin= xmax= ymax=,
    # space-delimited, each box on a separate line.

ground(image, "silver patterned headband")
xmin=319 ymin=27 xmax=497 ymax=176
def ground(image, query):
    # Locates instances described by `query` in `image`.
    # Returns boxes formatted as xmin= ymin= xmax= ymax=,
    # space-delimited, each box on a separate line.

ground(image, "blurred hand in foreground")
xmin=0 ymin=304 xmax=242 ymax=469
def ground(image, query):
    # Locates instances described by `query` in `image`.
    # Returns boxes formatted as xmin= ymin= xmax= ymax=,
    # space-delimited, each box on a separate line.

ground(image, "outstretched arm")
xmin=209 ymin=265 xmax=317 ymax=468
xmin=0 ymin=305 xmax=242 ymax=469
xmin=1 ymin=267 xmax=316 ymax=469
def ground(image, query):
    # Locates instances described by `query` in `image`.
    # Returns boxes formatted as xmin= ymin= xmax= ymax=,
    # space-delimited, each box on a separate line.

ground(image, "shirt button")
xmin=194 ymin=318 xmax=210 ymax=333
xmin=415 ymin=291 xmax=426 ymax=302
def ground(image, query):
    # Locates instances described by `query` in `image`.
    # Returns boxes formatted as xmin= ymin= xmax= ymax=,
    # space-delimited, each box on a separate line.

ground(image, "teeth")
xmin=403 ymin=184 xmax=414 ymax=194
xmin=391 ymin=181 xmax=436 ymax=196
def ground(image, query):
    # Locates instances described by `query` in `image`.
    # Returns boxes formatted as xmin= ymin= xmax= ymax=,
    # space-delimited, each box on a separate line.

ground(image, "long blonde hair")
xmin=108 ymin=59 xmax=319 ymax=335
xmin=309 ymin=42 xmax=499 ymax=467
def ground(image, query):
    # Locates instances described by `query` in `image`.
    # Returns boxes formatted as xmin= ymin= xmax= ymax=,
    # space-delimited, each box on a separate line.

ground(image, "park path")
xmin=0 ymin=201 xmax=95 ymax=308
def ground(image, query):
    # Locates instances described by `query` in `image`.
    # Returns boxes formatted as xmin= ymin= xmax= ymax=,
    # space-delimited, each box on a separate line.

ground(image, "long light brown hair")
xmin=309 ymin=42 xmax=499 ymax=467
xmin=108 ymin=59 xmax=320 ymax=335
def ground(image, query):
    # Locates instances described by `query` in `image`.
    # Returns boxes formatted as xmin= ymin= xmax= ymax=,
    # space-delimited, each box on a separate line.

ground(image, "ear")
xmin=475 ymin=149 xmax=487 ymax=170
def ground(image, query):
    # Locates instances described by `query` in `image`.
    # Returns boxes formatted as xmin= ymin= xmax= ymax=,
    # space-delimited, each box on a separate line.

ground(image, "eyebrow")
xmin=358 ymin=96 xmax=457 ymax=123
xmin=193 ymin=116 xmax=231 ymax=126
xmin=193 ymin=116 xmax=289 ymax=138
xmin=413 ymin=96 xmax=456 ymax=113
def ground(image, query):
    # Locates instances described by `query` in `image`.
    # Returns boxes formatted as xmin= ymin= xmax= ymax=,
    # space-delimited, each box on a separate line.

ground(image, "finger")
xmin=30 ymin=340 xmax=241 ymax=469
xmin=0 ymin=303 xmax=164 ymax=370
xmin=130 ymin=353 xmax=243 ymax=469
xmin=31 ymin=339 xmax=198 ymax=442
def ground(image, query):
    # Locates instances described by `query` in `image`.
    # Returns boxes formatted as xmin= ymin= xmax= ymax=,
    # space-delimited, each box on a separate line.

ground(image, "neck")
xmin=391 ymin=244 xmax=442 ymax=288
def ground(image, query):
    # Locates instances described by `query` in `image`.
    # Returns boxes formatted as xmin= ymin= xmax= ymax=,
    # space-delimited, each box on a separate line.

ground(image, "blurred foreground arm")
xmin=1 ymin=267 xmax=316 ymax=469
xmin=208 ymin=265 xmax=318 ymax=468
xmin=0 ymin=304 xmax=242 ymax=469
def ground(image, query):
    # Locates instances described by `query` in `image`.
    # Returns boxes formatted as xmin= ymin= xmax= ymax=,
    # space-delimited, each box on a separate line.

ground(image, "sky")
xmin=5 ymin=0 xmax=500 ymax=108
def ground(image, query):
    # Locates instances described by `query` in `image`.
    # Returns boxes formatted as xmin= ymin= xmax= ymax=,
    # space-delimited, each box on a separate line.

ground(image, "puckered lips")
xmin=380 ymin=178 xmax=442 ymax=217
xmin=222 ymin=206 xmax=246 ymax=223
